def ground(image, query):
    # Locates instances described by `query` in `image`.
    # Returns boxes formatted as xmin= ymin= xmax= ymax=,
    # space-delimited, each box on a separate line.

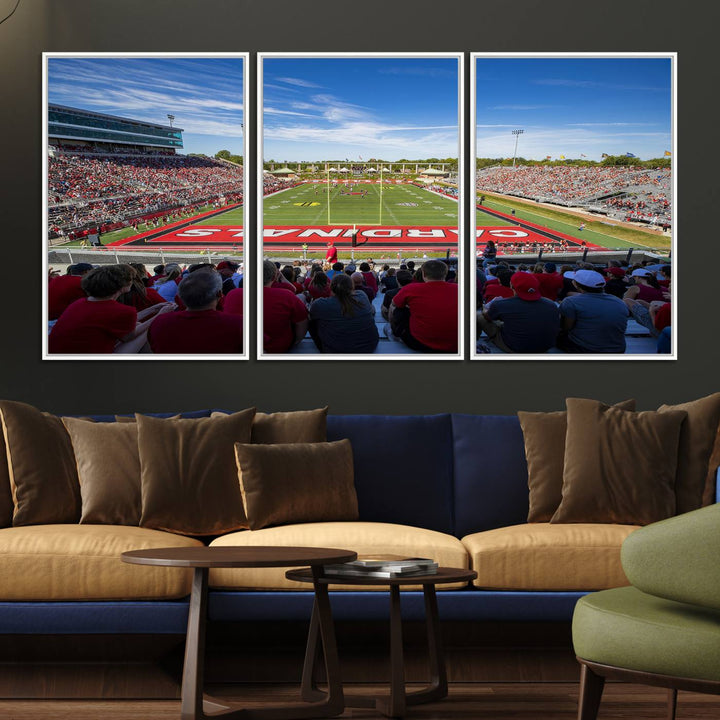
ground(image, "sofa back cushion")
xmin=452 ymin=414 xmax=529 ymax=537
xmin=327 ymin=414 xmax=454 ymax=534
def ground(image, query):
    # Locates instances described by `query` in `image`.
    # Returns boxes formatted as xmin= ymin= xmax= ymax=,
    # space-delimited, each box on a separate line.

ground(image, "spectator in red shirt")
xmin=483 ymin=269 xmax=514 ymax=303
xmin=325 ymin=241 xmax=338 ymax=265
xmin=118 ymin=264 xmax=167 ymax=312
xmin=223 ymin=287 xmax=244 ymax=316
xmin=305 ymin=271 xmax=332 ymax=301
xmin=148 ymin=269 xmax=243 ymax=354
xmin=280 ymin=265 xmax=304 ymax=294
xmin=48 ymin=262 xmax=94 ymax=320
xmin=49 ymin=264 xmax=174 ymax=354
xmin=359 ymin=262 xmax=378 ymax=296
xmin=537 ymin=262 xmax=564 ymax=301
xmin=389 ymin=259 xmax=458 ymax=353
xmin=262 ymin=260 xmax=308 ymax=353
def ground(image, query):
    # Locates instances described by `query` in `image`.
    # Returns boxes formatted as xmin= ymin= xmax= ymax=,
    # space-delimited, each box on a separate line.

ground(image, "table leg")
xmin=181 ymin=567 xmax=209 ymax=720
xmin=375 ymin=585 xmax=406 ymax=718
xmin=181 ymin=566 xmax=343 ymax=720
xmin=300 ymin=597 xmax=323 ymax=702
xmin=345 ymin=583 xmax=448 ymax=718
xmin=405 ymin=584 xmax=447 ymax=705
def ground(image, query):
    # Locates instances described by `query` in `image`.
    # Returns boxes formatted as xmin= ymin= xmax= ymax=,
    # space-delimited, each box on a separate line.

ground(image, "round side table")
xmin=286 ymin=566 xmax=477 ymax=718
xmin=122 ymin=546 xmax=356 ymax=720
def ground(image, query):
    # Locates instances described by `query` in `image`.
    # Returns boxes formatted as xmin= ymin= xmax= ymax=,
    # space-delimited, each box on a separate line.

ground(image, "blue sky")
xmin=47 ymin=57 xmax=244 ymax=156
xmin=476 ymin=57 xmax=672 ymax=161
xmin=263 ymin=57 xmax=459 ymax=162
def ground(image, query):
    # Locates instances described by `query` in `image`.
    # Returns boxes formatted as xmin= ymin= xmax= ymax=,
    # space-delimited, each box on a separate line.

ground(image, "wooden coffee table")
xmin=122 ymin=546 xmax=356 ymax=720
xmin=286 ymin=566 xmax=477 ymax=718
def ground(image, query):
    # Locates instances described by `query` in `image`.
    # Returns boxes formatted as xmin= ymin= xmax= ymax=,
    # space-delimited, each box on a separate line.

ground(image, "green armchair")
xmin=572 ymin=503 xmax=720 ymax=720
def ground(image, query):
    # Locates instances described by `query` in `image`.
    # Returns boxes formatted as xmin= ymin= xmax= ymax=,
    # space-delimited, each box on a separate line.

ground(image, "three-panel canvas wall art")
xmin=43 ymin=52 xmax=675 ymax=360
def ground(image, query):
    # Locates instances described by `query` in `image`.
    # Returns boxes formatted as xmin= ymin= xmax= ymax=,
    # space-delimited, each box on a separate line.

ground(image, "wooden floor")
xmin=1 ymin=683 xmax=719 ymax=719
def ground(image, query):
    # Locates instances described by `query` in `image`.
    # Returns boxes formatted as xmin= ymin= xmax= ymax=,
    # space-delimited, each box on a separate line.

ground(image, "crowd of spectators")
xmin=261 ymin=257 xmax=459 ymax=354
xmin=477 ymin=258 xmax=671 ymax=354
xmin=476 ymin=165 xmax=671 ymax=227
xmin=262 ymin=176 xmax=299 ymax=195
xmin=48 ymin=260 xmax=244 ymax=354
xmin=48 ymin=150 xmax=244 ymax=237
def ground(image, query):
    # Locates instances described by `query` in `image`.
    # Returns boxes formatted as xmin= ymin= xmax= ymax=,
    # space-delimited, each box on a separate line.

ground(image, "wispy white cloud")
xmin=48 ymin=58 xmax=244 ymax=148
xmin=265 ymin=106 xmax=321 ymax=118
xmin=264 ymin=83 xmax=300 ymax=93
xmin=476 ymin=124 xmax=670 ymax=161
xmin=276 ymin=76 xmax=324 ymax=88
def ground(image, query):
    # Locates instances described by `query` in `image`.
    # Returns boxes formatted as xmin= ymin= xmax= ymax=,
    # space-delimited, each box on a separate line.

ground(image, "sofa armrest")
xmin=621 ymin=503 xmax=720 ymax=610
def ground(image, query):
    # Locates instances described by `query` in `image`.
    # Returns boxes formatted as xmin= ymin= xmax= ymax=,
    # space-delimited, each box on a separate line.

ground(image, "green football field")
xmin=264 ymin=182 xmax=458 ymax=226
xmin=477 ymin=191 xmax=671 ymax=252
xmin=195 ymin=206 xmax=244 ymax=225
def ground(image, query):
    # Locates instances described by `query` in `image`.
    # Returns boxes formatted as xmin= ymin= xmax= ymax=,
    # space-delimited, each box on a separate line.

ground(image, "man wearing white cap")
xmin=558 ymin=269 xmax=629 ymax=353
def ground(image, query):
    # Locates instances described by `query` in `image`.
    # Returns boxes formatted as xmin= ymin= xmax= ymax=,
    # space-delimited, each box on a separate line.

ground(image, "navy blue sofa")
xmin=0 ymin=411 xmax=589 ymax=637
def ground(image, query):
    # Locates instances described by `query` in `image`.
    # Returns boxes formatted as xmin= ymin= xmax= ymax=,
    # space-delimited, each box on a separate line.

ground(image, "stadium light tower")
xmin=511 ymin=129 xmax=524 ymax=169
xmin=167 ymin=114 xmax=175 ymax=128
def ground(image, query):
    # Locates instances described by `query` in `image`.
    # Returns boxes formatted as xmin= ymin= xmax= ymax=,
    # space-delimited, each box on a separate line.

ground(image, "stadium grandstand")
xmin=477 ymin=165 xmax=672 ymax=229
xmin=47 ymin=104 xmax=243 ymax=242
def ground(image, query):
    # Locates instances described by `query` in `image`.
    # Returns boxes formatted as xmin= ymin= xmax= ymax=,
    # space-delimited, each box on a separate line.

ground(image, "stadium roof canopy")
xmin=48 ymin=104 xmax=184 ymax=150
xmin=419 ymin=167 xmax=447 ymax=176
xmin=271 ymin=167 xmax=296 ymax=175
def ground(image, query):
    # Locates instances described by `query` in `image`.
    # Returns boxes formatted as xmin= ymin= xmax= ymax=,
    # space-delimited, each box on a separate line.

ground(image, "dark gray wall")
xmin=0 ymin=0 xmax=716 ymax=415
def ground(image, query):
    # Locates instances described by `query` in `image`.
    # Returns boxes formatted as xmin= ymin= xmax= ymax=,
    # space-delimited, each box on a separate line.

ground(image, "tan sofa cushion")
xmin=462 ymin=523 xmax=639 ymax=591
xmin=209 ymin=521 xmax=469 ymax=591
xmin=0 ymin=525 xmax=203 ymax=600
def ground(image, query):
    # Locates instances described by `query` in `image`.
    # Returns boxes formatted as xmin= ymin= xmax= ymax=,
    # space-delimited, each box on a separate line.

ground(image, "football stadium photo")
xmin=259 ymin=54 xmax=462 ymax=358
xmin=45 ymin=55 xmax=247 ymax=357
xmin=473 ymin=55 xmax=674 ymax=358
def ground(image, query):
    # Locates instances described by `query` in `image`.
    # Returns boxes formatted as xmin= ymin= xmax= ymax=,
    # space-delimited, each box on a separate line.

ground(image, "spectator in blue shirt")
xmin=558 ymin=269 xmax=629 ymax=353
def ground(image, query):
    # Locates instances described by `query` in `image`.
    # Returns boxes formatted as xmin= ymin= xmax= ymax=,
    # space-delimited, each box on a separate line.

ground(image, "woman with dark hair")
xmin=303 ymin=263 xmax=323 ymax=289
xmin=358 ymin=261 xmax=378 ymax=297
xmin=380 ymin=267 xmax=398 ymax=293
xmin=482 ymin=240 xmax=497 ymax=267
xmin=308 ymin=273 xmax=378 ymax=353
xmin=306 ymin=271 xmax=332 ymax=301
xmin=118 ymin=264 xmax=166 ymax=311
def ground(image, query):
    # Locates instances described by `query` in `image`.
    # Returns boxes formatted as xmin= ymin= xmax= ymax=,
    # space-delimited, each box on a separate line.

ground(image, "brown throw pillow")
xmin=235 ymin=439 xmax=358 ymax=531
xmin=62 ymin=417 xmax=141 ymax=525
xmin=705 ymin=427 xmax=720 ymax=507
xmin=0 ymin=400 xmax=81 ymax=525
xmin=551 ymin=398 xmax=687 ymax=525
xmin=0 ymin=433 xmax=14 ymax=529
xmin=658 ymin=393 xmax=720 ymax=514
xmin=138 ymin=409 xmax=256 ymax=536
xmin=519 ymin=399 xmax=636 ymax=522
xmin=212 ymin=407 xmax=328 ymax=444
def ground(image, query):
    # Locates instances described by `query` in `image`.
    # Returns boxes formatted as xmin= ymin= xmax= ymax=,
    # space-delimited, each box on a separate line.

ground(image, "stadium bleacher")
xmin=477 ymin=165 xmax=672 ymax=229
xmin=48 ymin=151 xmax=243 ymax=238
